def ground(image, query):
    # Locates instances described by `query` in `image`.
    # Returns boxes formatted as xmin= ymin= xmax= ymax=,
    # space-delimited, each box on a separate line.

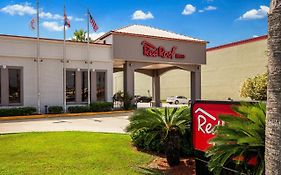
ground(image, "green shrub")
xmin=122 ymin=92 xmax=134 ymax=110
xmin=68 ymin=106 xmax=90 ymax=113
xmin=240 ymin=72 xmax=267 ymax=101
xmin=0 ymin=107 xmax=37 ymax=117
xmin=48 ymin=106 xmax=63 ymax=114
xmin=127 ymin=107 xmax=192 ymax=166
xmin=90 ymin=102 xmax=113 ymax=112
xmin=113 ymin=91 xmax=134 ymax=110
xmin=130 ymin=128 xmax=192 ymax=156
xmin=130 ymin=129 xmax=165 ymax=153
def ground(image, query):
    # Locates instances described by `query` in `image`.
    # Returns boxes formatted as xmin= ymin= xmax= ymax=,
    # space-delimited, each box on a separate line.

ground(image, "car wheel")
xmin=175 ymin=100 xmax=179 ymax=104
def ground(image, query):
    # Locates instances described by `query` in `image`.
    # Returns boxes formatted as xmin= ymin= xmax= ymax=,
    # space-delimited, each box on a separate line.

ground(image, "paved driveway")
xmin=0 ymin=112 xmax=132 ymax=134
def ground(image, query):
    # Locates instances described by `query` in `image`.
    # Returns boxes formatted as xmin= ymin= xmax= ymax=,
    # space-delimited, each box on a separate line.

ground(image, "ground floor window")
xmin=0 ymin=67 xmax=22 ymax=106
xmin=9 ymin=69 xmax=21 ymax=104
xmin=66 ymin=70 xmax=76 ymax=102
xmin=66 ymin=69 xmax=107 ymax=103
xmin=96 ymin=71 xmax=106 ymax=101
xmin=82 ymin=71 xmax=89 ymax=102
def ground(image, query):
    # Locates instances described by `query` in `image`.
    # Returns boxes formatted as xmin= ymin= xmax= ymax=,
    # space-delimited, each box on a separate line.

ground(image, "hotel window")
xmin=66 ymin=70 xmax=76 ymax=102
xmin=9 ymin=69 xmax=21 ymax=104
xmin=96 ymin=71 xmax=106 ymax=101
xmin=82 ymin=71 xmax=89 ymax=102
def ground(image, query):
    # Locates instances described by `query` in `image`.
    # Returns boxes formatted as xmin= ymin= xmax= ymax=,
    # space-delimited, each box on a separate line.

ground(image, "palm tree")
xmin=126 ymin=107 xmax=190 ymax=166
xmin=72 ymin=29 xmax=88 ymax=42
xmin=206 ymin=102 xmax=266 ymax=175
xmin=265 ymin=1 xmax=281 ymax=174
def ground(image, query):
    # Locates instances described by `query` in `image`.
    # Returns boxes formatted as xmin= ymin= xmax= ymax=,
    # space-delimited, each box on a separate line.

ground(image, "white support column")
xmin=190 ymin=66 xmax=201 ymax=102
xmin=152 ymin=70 xmax=161 ymax=107
xmin=123 ymin=61 xmax=135 ymax=97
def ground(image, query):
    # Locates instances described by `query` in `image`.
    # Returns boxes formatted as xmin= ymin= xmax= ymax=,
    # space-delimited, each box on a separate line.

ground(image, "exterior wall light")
xmin=92 ymin=69 xmax=95 ymax=72
xmin=77 ymin=68 xmax=80 ymax=72
xmin=2 ymin=65 xmax=7 ymax=69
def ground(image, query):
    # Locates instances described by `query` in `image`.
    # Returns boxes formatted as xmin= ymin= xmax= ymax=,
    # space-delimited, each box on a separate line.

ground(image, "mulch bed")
xmin=147 ymin=157 xmax=196 ymax=175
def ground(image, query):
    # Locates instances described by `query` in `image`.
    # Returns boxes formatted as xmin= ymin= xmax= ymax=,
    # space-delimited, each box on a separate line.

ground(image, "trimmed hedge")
xmin=68 ymin=102 xmax=113 ymax=113
xmin=48 ymin=106 xmax=63 ymax=114
xmin=0 ymin=107 xmax=37 ymax=117
xmin=90 ymin=102 xmax=113 ymax=112
xmin=68 ymin=106 xmax=90 ymax=113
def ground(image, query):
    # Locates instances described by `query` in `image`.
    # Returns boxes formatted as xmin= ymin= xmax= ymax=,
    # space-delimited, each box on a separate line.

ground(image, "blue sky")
xmin=0 ymin=0 xmax=270 ymax=47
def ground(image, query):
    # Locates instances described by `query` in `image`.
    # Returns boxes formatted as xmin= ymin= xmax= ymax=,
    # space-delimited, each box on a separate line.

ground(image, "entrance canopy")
xmin=95 ymin=25 xmax=208 ymax=105
xmin=96 ymin=24 xmax=207 ymax=65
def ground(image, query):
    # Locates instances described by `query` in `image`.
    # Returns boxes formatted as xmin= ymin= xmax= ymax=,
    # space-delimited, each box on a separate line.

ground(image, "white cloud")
xmin=132 ymin=10 xmax=154 ymax=20
xmin=42 ymin=21 xmax=65 ymax=32
xmin=199 ymin=6 xmax=217 ymax=13
xmin=0 ymin=3 xmax=36 ymax=16
xmin=238 ymin=5 xmax=269 ymax=20
xmin=1 ymin=3 xmax=82 ymax=21
xmin=182 ymin=4 xmax=196 ymax=15
xmin=205 ymin=6 xmax=217 ymax=11
xmin=39 ymin=11 xmax=63 ymax=20
xmin=253 ymin=35 xmax=259 ymax=38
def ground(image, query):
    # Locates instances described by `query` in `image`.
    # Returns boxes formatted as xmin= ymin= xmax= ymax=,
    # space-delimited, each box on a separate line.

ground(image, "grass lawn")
xmin=0 ymin=132 xmax=154 ymax=175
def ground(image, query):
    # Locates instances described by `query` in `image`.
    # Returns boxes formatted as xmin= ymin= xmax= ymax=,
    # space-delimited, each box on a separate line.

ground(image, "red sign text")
xmin=192 ymin=102 xmax=238 ymax=152
xmin=141 ymin=41 xmax=185 ymax=59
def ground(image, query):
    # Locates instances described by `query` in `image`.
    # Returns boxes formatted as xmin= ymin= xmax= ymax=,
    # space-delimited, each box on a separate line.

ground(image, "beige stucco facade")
xmin=113 ymin=36 xmax=267 ymax=101
xmin=202 ymin=37 xmax=267 ymax=100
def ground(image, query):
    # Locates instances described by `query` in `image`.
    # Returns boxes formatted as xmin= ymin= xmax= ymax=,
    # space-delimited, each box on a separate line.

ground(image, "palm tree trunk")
xmin=266 ymin=1 xmax=281 ymax=174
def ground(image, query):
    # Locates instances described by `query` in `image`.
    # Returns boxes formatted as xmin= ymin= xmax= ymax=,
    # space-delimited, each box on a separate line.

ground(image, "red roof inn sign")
xmin=141 ymin=41 xmax=185 ymax=59
xmin=192 ymin=101 xmax=239 ymax=152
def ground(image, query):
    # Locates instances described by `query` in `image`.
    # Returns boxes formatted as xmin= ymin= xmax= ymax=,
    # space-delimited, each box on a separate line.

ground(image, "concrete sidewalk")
xmin=0 ymin=112 xmax=132 ymax=134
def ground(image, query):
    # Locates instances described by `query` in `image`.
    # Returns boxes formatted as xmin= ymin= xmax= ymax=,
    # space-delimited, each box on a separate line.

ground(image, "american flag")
xmin=64 ymin=9 xmax=70 ymax=28
xmin=89 ymin=11 xmax=98 ymax=32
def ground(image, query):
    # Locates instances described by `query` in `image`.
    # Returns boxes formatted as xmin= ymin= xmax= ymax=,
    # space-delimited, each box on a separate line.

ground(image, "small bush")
xmin=240 ymin=72 xmax=267 ymax=101
xmin=0 ymin=107 xmax=37 ymax=117
xmin=68 ymin=106 xmax=90 ymax=113
xmin=128 ymin=107 xmax=193 ymax=157
xmin=130 ymin=128 xmax=192 ymax=156
xmin=90 ymin=102 xmax=113 ymax=112
xmin=113 ymin=91 xmax=134 ymax=110
xmin=48 ymin=106 xmax=63 ymax=114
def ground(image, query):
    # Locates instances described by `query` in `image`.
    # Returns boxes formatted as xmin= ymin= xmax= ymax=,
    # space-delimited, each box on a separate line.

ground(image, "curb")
xmin=0 ymin=110 xmax=134 ymax=121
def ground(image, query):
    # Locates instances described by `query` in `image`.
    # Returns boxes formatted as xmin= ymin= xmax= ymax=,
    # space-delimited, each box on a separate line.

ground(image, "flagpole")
xmin=87 ymin=9 xmax=91 ymax=105
xmin=36 ymin=0 xmax=41 ymax=114
xmin=63 ymin=5 xmax=67 ymax=112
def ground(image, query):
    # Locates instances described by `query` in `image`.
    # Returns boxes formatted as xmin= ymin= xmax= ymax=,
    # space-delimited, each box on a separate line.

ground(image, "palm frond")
xmin=207 ymin=102 xmax=265 ymax=175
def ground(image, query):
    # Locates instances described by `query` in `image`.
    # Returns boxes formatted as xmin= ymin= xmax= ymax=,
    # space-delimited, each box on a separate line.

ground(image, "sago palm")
xmin=126 ymin=107 xmax=190 ymax=166
xmin=206 ymin=102 xmax=265 ymax=175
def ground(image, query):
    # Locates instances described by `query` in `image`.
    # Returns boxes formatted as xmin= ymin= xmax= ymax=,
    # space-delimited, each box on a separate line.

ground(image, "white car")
xmin=166 ymin=96 xmax=189 ymax=104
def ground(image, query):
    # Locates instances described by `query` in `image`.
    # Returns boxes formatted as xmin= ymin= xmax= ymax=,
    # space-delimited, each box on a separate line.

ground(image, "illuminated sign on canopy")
xmin=141 ymin=41 xmax=185 ymax=59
